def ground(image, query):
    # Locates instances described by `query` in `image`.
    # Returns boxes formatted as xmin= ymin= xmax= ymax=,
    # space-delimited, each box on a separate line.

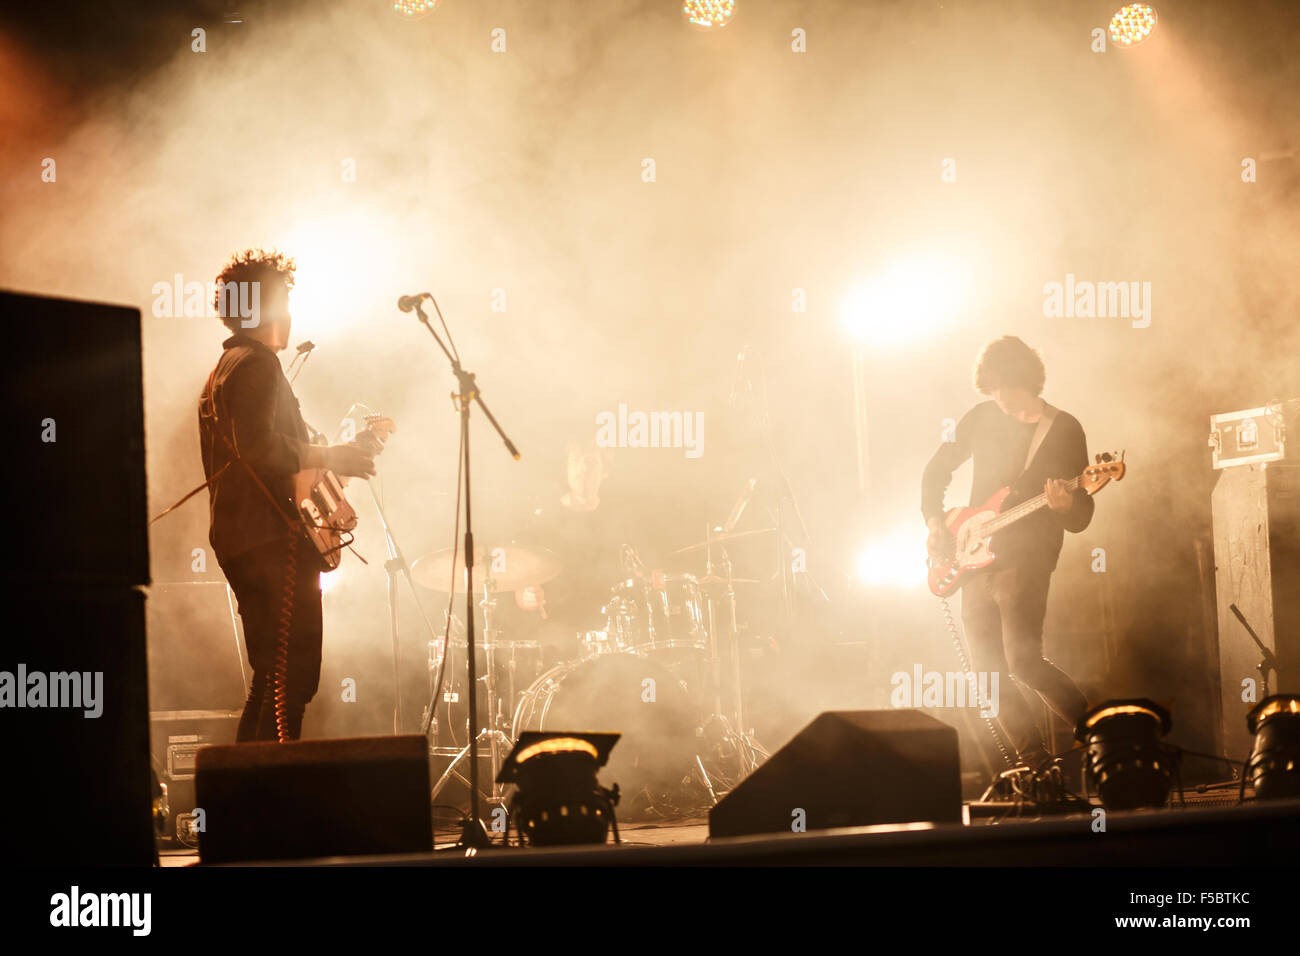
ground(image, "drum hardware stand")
xmin=700 ymin=527 xmax=769 ymax=785
xmin=428 ymin=575 xmax=517 ymax=814
xmin=407 ymin=293 xmax=520 ymax=850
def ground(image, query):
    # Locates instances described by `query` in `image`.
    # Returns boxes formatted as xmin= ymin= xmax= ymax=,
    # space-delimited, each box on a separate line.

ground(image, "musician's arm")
xmin=224 ymin=355 xmax=326 ymax=473
xmin=921 ymin=407 xmax=975 ymax=526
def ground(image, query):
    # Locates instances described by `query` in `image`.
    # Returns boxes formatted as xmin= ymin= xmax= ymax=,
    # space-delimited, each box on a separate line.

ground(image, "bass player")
xmin=921 ymin=335 xmax=1093 ymax=772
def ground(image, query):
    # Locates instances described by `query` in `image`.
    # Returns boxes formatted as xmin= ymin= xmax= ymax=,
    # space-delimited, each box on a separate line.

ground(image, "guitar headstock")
xmin=1080 ymin=450 xmax=1126 ymax=495
xmin=348 ymin=414 xmax=396 ymax=455
xmin=362 ymin=414 xmax=397 ymax=444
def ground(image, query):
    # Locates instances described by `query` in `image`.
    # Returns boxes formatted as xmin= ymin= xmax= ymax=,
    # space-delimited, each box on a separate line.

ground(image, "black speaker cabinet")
xmin=1211 ymin=462 xmax=1300 ymax=761
xmin=4 ymin=586 xmax=154 ymax=865
xmin=1 ymin=289 xmax=147 ymax=587
xmin=194 ymin=735 xmax=433 ymax=863
xmin=708 ymin=710 xmax=961 ymax=839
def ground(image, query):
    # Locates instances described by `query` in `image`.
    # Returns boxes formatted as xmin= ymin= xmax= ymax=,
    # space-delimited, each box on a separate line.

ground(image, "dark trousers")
xmin=960 ymin=563 xmax=1087 ymax=757
xmin=220 ymin=537 xmax=324 ymax=742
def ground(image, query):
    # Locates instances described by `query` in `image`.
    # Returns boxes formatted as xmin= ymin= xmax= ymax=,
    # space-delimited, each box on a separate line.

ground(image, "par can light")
xmin=1075 ymin=699 xmax=1173 ymax=810
xmin=1245 ymin=694 xmax=1300 ymax=800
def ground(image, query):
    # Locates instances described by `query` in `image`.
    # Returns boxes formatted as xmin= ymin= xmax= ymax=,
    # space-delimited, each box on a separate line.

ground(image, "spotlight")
xmin=1075 ymin=699 xmax=1173 ymax=810
xmin=1245 ymin=694 xmax=1300 ymax=800
xmin=498 ymin=732 xmax=621 ymax=846
xmin=682 ymin=1 xmax=736 ymax=30
xmin=1108 ymin=4 xmax=1158 ymax=49
xmin=854 ymin=527 xmax=928 ymax=590
xmin=840 ymin=256 xmax=969 ymax=347
xmin=393 ymin=0 xmax=439 ymax=19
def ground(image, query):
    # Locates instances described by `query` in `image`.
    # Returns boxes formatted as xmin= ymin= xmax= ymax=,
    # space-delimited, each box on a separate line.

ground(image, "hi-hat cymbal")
xmin=670 ymin=527 xmax=777 ymax=556
xmin=411 ymin=544 xmax=562 ymax=594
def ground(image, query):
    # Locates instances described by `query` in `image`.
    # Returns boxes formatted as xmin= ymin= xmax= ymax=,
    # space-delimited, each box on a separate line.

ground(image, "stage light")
xmin=498 ymin=732 xmax=622 ymax=846
xmin=854 ymin=527 xmax=928 ymax=590
xmin=393 ymin=0 xmax=439 ymax=19
xmin=1245 ymin=694 xmax=1300 ymax=800
xmin=280 ymin=211 xmax=401 ymax=340
xmin=1108 ymin=4 xmax=1158 ymax=49
xmin=682 ymin=1 xmax=736 ymax=30
xmin=1075 ymin=699 xmax=1173 ymax=810
xmin=840 ymin=256 xmax=968 ymax=347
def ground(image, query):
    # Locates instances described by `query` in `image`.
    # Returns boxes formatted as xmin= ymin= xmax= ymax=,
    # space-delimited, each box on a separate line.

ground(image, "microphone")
xmin=397 ymin=292 xmax=431 ymax=313
xmin=728 ymin=345 xmax=750 ymax=406
xmin=294 ymin=340 xmax=316 ymax=354
xmin=723 ymin=477 xmax=758 ymax=533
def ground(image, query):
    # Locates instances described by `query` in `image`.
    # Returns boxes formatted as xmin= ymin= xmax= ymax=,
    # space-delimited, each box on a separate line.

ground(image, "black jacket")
xmin=198 ymin=334 xmax=325 ymax=566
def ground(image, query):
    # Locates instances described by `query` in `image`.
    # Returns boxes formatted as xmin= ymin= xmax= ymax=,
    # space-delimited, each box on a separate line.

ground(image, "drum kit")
xmin=411 ymin=527 xmax=776 ymax=819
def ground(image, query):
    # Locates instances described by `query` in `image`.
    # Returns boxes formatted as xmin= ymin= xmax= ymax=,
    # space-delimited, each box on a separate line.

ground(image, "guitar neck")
xmin=982 ymin=475 xmax=1082 ymax=536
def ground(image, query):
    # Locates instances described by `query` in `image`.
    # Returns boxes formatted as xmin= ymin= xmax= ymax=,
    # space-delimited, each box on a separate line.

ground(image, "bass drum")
xmin=512 ymin=654 xmax=699 ymax=812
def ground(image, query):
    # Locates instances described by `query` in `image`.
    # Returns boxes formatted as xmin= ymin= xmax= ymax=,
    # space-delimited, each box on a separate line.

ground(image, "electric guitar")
xmin=927 ymin=452 xmax=1126 ymax=597
xmin=293 ymin=414 xmax=396 ymax=571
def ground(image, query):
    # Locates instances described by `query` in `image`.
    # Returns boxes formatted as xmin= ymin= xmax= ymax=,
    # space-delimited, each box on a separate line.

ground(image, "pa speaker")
xmin=194 ymin=735 xmax=432 ymax=863
xmin=1 ymin=289 xmax=147 ymax=587
xmin=4 ymin=586 xmax=154 ymax=865
xmin=709 ymin=710 xmax=961 ymax=839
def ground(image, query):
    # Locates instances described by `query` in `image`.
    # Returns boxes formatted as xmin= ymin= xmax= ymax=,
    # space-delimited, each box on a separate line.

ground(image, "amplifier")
xmin=150 ymin=710 xmax=240 ymax=843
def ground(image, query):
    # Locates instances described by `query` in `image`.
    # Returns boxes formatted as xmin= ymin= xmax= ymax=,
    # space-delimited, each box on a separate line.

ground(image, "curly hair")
xmin=973 ymin=335 xmax=1045 ymax=396
xmin=213 ymin=248 xmax=296 ymax=331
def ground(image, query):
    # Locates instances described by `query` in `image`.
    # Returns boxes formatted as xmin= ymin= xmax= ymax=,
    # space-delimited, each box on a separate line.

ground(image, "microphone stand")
xmin=410 ymin=295 xmax=520 ymax=850
xmin=1230 ymin=604 xmax=1278 ymax=701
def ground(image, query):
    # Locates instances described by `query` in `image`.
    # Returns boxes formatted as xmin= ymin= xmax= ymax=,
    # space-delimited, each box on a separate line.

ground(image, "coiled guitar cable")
xmin=939 ymin=596 xmax=1016 ymax=770
xmin=272 ymin=534 xmax=299 ymax=743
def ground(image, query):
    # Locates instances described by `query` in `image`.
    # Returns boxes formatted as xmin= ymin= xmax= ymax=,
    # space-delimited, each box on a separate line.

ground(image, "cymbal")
xmin=670 ymin=527 xmax=777 ymax=556
xmin=694 ymin=574 xmax=762 ymax=586
xmin=411 ymin=544 xmax=562 ymax=594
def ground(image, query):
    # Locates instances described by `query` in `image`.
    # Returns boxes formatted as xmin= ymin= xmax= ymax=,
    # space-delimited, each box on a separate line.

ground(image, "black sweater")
xmin=921 ymin=400 xmax=1094 ymax=571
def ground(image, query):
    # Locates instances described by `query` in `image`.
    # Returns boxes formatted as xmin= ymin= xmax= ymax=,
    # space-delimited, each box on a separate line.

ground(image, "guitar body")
xmin=293 ymin=415 xmax=395 ymax=572
xmin=925 ymin=454 xmax=1126 ymax=597
xmin=927 ymin=486 xmax=1011 ymax=597
xmin=293 ymin=467 xmax=359 ymax=571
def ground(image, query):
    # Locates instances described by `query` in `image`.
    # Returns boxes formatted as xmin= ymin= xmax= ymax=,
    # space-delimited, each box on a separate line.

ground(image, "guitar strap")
xmin=1017 ymin=400 xmax=1058 ymax=481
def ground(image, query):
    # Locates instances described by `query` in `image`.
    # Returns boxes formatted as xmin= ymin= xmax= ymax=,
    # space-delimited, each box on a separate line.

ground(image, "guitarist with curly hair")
xmin=198 ymin=248 xmax=375 ymax=742
xmin=921 ymin=335 xmax=1093 ymax=772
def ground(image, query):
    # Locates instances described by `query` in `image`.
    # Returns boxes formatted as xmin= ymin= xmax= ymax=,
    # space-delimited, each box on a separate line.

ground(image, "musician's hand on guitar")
xmin=1044 ymin=477 xmax=1073 ymax=513
xmin=926 ymin=517 xmax=955 ymax=563
xmin=326 ymin=443 xmax=376 ymax=479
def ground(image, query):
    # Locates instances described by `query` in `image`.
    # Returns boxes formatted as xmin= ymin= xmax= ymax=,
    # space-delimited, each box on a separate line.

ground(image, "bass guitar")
xmin=927 ymin=452 xmax=1125 ymax=597
xmin=293 ymin=414 xmax=396 ymax=571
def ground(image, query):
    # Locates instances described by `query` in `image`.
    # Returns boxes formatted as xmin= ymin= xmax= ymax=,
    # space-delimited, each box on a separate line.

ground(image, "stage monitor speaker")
xmin=194 ymin=735 xmax=432 ymax=863
xmin=4 ymin=586 xmax=154 ymax=865
xmin=1211 ymin=462 xmax=1300 ymax=762
xmin=1 ymin=288 xmax=147 ymax=587
xmin=708 ymin=710 xmax=961 ymax=839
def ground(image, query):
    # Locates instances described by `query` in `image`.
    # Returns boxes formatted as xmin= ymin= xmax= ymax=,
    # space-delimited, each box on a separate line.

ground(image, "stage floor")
xmin=157 ymin=784 xmax=1271 ymax=867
